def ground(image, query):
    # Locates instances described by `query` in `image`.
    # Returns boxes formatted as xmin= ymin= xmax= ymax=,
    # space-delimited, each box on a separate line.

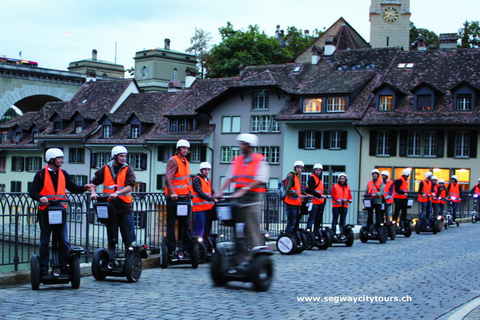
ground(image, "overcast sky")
xmin=1 ymin=0 xmax=479 ymax=72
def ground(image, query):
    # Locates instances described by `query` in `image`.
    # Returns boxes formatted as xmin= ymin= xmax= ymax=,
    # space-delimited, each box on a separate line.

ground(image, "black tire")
xmin=160 ymin=242 xmax=169 ymax=269
xmin=323 ymin=229 xmax=333 ymax=248
xmin=294 ymin=232 xmax=305 ymax=254
xmin=198 ymin=241 xmax=207 ymax=263
xmin=316 ymin=230 xmax=329 ymax=250
xmin=456 ymin=221 xmax=460 ymax=227
xmin=472 ymin=215 xmax=477 ymax=223
xmin=298 ymin=231 xmax=308 ymax=252
xmin=251 ymin=255 xmax=274 ymax=292
xmin=276 ymin=234 xmax=297 ymax=255
xmin=389 ymin=224 xmax=397 ymax=240
xmin=444 ymin=221 xmax=449 ymax=230
xmin=359 ymin=226 xmax=368 ymax=243
xmin=327 ymin=228 xmax=335 ymax=244
xmin=92 ymin=248 xmax=108 ymax=281
xmin=433 ymin=220 xmax=439 ymax=234
xmin=404 ymin=223 xmax=412 ymax=238
xmin=378 ymin=226 xmax=388 ymax=244
xmin=305 ymin=231 xmax=316 ymax=250
xmin=30 ymin=254 xmax=41 ymax=290
xmin=191 ymin=242 xmax=200 ymax=269
xmin=345 ymin=228 xmax=354 ymax=247
xmin=70 ymin=255 xmax=81 ymax=289
xmin=125 ymin=251 xmax=142 ymax=283
xmin=211 ymin=251 xmax=227 ymax=286
xmin=415 ymin=221 xmax=421 ymax=234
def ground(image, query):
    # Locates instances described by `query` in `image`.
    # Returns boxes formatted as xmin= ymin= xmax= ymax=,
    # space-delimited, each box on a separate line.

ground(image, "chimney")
xmin=439 ymin=33 xmax=458 ymax=49
xmin=164 ymin=38 xmax=171 ymax=50
xmin=275 ymin=25 xmax=280 ymax=39
xmin=324 ymin=35 xmax=336 ymax=56
xmin=417 ymin=38 xmax=427 ymax=51
xmin=304 ymin=30 xmax=310 ymax=37
xmin=92 ymin=49 xmax=98 ymax=60
xmin=311 ymin=45 xmax=322 ymax=65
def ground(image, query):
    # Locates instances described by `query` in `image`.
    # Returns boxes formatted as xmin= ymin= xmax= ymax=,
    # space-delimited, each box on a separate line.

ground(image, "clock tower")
xmin=369 ymin=0 xmax=411 ymax=50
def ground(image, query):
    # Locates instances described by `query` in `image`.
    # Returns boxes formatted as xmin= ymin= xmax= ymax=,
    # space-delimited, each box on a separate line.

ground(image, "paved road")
xmin=1 ymin=222 xmax=480 ymax=320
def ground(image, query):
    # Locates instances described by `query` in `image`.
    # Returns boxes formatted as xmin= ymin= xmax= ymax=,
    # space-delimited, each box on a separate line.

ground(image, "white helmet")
xmin=425 ymin=171 xmax=433 ymax=178
xmin=45 ymin=148 xmax=64 ymax=162
xmin=438 ymin=179 xmax=445 ymax=183
xmin=111 ymin=146 xmax=128 ymax=158
xmin=236 ymin=133 xmax=258 ymax=147
xmin=294 ymin=160 xmax=304 ymax=168
xmin=451 ymin=175 xmax=458 ymax=181
xmin=372 ymin=169 xmax=380 ymax=175
xmin=402 ymin=169 xmax=411 ymax=176
xmin=431 ymin=176 xmax=438 ymax=180
xmin=176 ymin=139 xmax=190 ymax=148
xmin=338 ymin=173 xmax=347 ymax=179
xmin=199 ymin=162 xmax=211 ymax=170
xmin=478 ymin=178 xmax=480 ymax=182
xmin=313 ymin=163 xmax=323 ymax=170
xmin=381 ymin=170 xmax=390 ymax=177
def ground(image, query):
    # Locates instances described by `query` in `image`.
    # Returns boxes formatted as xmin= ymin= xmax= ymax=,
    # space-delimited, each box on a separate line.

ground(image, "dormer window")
xmin=452 ymin=83 xmax=476 ymax=111
xmin=103 ymin=125 xmax=112 ymax=138
xmin=412 ymin=84 xmax=439 ymax=111
xmin=379 ymin=95 xmax=393 ymax=111
xmin=456 ymin=94 xmax=472 ymax=111
xmin=416 ymin=94 xmax=433 ymax=111
xmin=53 ymin=121 xmax=62 ymax=133
xmin=173 ymin=68 xmax=178 ymax=80
xmin=303 ymin=98 xmax=323 ymax=113
xmin=326 ymin=97 xmax=347 ymax=113
xmin=131 ymin=124 xmax=140 ymax=138
xmin=169 ymin=118 xmax=194 ymax=132
xmin=1 ymin=130 xmax=8 ymax=143
xmin=75 ymin=121 xmax=83 ymax=134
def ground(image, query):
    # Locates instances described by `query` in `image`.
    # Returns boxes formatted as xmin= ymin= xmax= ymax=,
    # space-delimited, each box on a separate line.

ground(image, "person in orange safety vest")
xmin=192 ymin=161 xmax=217 ymax=242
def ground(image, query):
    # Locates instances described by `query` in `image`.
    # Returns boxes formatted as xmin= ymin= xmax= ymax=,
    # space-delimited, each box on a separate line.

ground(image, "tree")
xmin=204 ymin=22 xmax=292 ymax=78
xmin=409 ymin=22 xmax=439 ymax=50
xmin=282 ymin=26 xmax=321 ymax=57
xmin=186 ymin=28 xmax=212 ymax=79
xmin=0 ymin=107 xmax=21 ymax=124
xmin=459 ymin=20 xmax=480 ymax=48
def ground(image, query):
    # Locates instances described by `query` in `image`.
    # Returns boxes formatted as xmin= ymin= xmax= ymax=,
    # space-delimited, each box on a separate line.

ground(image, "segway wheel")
xmin=389 ymin=223 xmax=397 ymax=240
xmin=433 ymin=220 xmax=439 ymax=234
xmin=444 ymin=221 xmax=449 ymax=230
xmin=251 ymin=255 xmax=274 ymax=292
xmin=324 ymin=228 xmax=333 ymax=247
xmin=70 ymin=255 xmax=81 ymax=289
xmin=92 ymin=248 xmax=108 ymax=281
xmin=472 ymin=215 xmax=477 ymax=223
xmin=305 ymin=231 xmax=316 ymax=250
xmin=345 ymin=228 xmax=354 ymax=247
xmin=456 ymin=221 xmax=460 ymax=227
xmin=294 ymin=232 xmax=306 ymax=254
xmin=359 ymin=226 xmax=368 ymax=243
xmin=191 ymin=242 xmax=200 ymax=269
xmin=378 ymin=226 xmax=388 ymax=244
xmin=415 ymin=221 xmax=421 ymax=234
xmin=276 ymin=234 xmax=296 ymax=255
xmin=198 ymin=241 xmax=207 ymax=263
xmin=316 ymin=230 xmax=330 ymax=250
xmin=211 ymin=251 xmax=227 ymax=286
xmin=160 ymin=242 xmax=169 ymax=269
xmin=125 ymin=251 xmax=143 ymax=283
xmin=30 ymin=254 xmax=41 ymax=290
xmin=404 ymin=223 xmax=412 ymax=238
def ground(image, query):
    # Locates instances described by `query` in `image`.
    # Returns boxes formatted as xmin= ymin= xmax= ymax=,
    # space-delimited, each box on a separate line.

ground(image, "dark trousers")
xmin=106 ymin=212 xmax=136 ymax=250
xmin=332 ymin=206 xmax=348 ymax=235
xmin=285 ymin=204 xmax=299 ymax=232
xmin=166 ymin=198 xmax=192 ymax=252
xmin=367 ymin=203 xmax=383 ymax=230
xmin=310 ymin=202 xmax=326 ymax=232
xmin=393 ymin=198 xmax=408 ymax=227
xmin=38 ymin=210 xmax=69 ymax=271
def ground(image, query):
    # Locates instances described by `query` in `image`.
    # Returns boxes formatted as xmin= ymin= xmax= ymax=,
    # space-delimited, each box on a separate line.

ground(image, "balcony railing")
xmin=0 ymin=191 xmax=475 ymax=272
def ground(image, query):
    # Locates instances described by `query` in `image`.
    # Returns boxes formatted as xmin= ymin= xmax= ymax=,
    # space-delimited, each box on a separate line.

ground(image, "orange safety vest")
xmin=448 ymin=183 xmax=461 ymax=202
xmin=165 ymin=155 xmax=191 ymax=195
xmin=284 ymin=173 xmax=302 ymax=206
xmin=383 ymin=180 xmax=394 ymax=204
xmin=474 ymin=185 xmax=480 ymax=196
xmin=418 ymin=179 xmax=433 ymax=202
xmin=331 ymin=183 xmax=352 ymax=208
xmin=103 ymin=164 xmax=132 ymax=203
xmin=39 ymin=166 xmax=67 ymax=210
xmin=393 ymin=176 xmax=408 ymax=199
xmin=231 ymin=154 xmax=266 ymax=193
xmin=192 ymin=176 xmax=214 ymax=212
xmin=431 ymin=184 xmax=440 ymax=204
xmin=310 ymin=174 xmax=325 ymax=205
xmin=367 ymin=179 xmax=383 ymax=197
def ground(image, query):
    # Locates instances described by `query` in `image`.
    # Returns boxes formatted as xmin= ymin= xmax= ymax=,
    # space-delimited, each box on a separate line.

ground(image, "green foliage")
xmin=204 ymin=22 xmax=315 ymax=78
xmin=0 ymin=107 xmax=21 ymax=124
xmin=409 ymin=22 xmax=439 ymax=50
xmin=283 ymin=26 xmax=321 ymax=57
xmin=459 ymin=20 xmax=480 ymax=48
xmin=186 ymin=28 xmax=213 ymax=78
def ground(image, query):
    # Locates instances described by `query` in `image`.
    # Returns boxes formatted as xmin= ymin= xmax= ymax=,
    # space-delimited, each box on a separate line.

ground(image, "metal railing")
xmin=0 ymin=191 xmax=475 ymax=271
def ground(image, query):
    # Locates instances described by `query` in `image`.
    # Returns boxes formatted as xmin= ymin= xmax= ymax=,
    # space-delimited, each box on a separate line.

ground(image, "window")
xmin=127 ymin=153 xmax=146 ymax=170
xmin=103 ymin=125 xmax=112 ymax=138
xmin=330 ymin=131 xmax=342 ymax=149
xmin=305 ymin=131 xmax=316 ymax=149
xmin=377 ymin=131 xmax=390 ymax=156
xmin=407 ymin=131 xmax=437 ymax=157
xmin=173 ymin=68 xmax=178 ymax=80
xmin=189 ymin=146 xmax=201 ymax=163
xmin=95 ymin=153 xmax=110 ymax=168
xmin=323 ymin=131 xmax=347 ymax=150
xmin=32 ymin=131 xmax=38 ymax=143
xmin=11 ymin=181 xmax=21 ymax=192
xmin=298 ymin=131 xmax=321 ymax=149
xmin=0 ymin=184 xmax=5 ymax=192
xmin=423 ymin=131 xmax=437 ymax=157
xmin=326 ymin=97 xmax=346 ymax=112
xmin=252 ymin=90 xmax=269 ymax=110
xmin=303 ymin=98 xmax=322 ymax=113
xmin=1 ymin=130 xmax=8 ymax=143
xmin=156 ymin=174 xmax=165 ymax=190
xmin=455 ymin=131 xmax=470 ymax=158
xmin=170 ymin=118 xmax=194 ymax=132
xmin=26 ymin=157 xmax=42 ymax=172
xmin=53 ymin=121 xmax=62 ymax=133
xmin=456 ymin=94 xmax=472 ymax=111
xmin=69 ymin=148 xmax=85 ymax=163
xmin=0 ymin=157 xmax=5 ymax=173
xmin=250 ymin=115 xmax=272 ymax=132
xmin=131 ymin=125 xmax=140 ymax=138
xmin=416 ymin=94 xmax=432 ymax=111
xmin=220 ymin=146 xmax=239 ymax=163
xmin=68 ymin=202 xmax=83 ymax=222
xmin=379 ymin=95 xmax=393 ymax=111
xmin=11 ymin=156 xmax=24 ymax=172
xmin=256 ymin=146 xmax=280 ymax=164
xmin=407 ymin=131 xmax=421 ymax=156
xmin=222 ymin=116 xmax=241 ymax=133
xmin=75 ymin=121 xmax=83 ymax=134
xmin=271 ymin=118 xmax=281 ymax=132
xmin=71 ymin=175 xmax=87 ymax=185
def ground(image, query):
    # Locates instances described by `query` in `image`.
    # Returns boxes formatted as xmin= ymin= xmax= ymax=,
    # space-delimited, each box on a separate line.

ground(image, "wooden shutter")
xmin=323 ymin=131 xmax=331 ymax=149
xmin=340 ymin=131 xmax=348 ymax=149
xmin=90 ymin=153 xmax=97 ymax=169
xmin=298 ymin=131 xmax=305 ymax=149
xmin=315 ymin=131 xmax=322 ymax=149
xmin=447 ymin=131 xmax=455 ymax=158
xmin=399 ymin=130 xmax=407 ymax=157
xmin=157 ymin=146 xmax=164 ymax=161
xmin=390 ymin=130 xmax=397 ymax=156
xmin=369 ymin=130 xmax=378 ymax=156
xmin=436 ymin=130 xmax=445 ymax=158
xmin=141 ymin=154 xmax=147 ymax=170
xmin=200 ymin=146 xmax=207 ymax=162
xmin=470 ymin=130 xmax=478 ymax=158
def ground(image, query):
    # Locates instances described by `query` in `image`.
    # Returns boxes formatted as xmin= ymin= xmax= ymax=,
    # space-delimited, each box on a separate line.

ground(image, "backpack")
xmin=277 ymin=179 xmax=287 ymax=200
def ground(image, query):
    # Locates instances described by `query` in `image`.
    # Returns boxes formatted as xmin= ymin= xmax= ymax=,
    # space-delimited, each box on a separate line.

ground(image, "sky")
xmin=1 ymin=0 xmax=479 ymax=72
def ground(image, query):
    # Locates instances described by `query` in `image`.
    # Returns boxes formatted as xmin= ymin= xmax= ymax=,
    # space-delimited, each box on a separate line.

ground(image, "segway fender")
xmin=251 ymin=245 xmax=274 ymax=256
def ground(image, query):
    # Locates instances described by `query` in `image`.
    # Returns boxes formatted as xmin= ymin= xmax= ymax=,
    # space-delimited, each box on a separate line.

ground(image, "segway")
xmin=444 ymin=197 xmax=460 ymax=229
xmin=276 ymin=204 xmax=309 ymax=254
xmin=327 ymin=200 xmax=355 ymax=247
xmin=395 ymin=197 xmax=414 ymax=237
xmin=472 ymin=194 xmax=479 ymax=223
xmin=359 ymin=196 xmax=388 ymax=244
xmin=30 ymin=199 xmax=84 ymax=290
xmin=159 ymin=196 xmax=200 ymax=269
xmin=210 ymin=197 xmax=274 ymax=292
xmin=91 ymin=196 xmax=148 ymax=282
xmin=414 ymin=201 xmax=441 ymax=234
xmin=300 ymin=196 xmax=332 ymax=250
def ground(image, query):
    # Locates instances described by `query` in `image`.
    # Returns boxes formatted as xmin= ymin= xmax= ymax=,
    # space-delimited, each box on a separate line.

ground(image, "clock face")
xmin=382 ymin=6 xmax=399 ymax=23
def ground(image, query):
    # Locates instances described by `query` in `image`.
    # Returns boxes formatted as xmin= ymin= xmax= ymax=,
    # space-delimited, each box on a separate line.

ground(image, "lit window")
xmin=303 ymin=98 xmax=322 ymax=113
xmin=379 ymin=95 xmax=393 ymax=111
xmin=416 ymin=94 xmax=432 ymax=111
